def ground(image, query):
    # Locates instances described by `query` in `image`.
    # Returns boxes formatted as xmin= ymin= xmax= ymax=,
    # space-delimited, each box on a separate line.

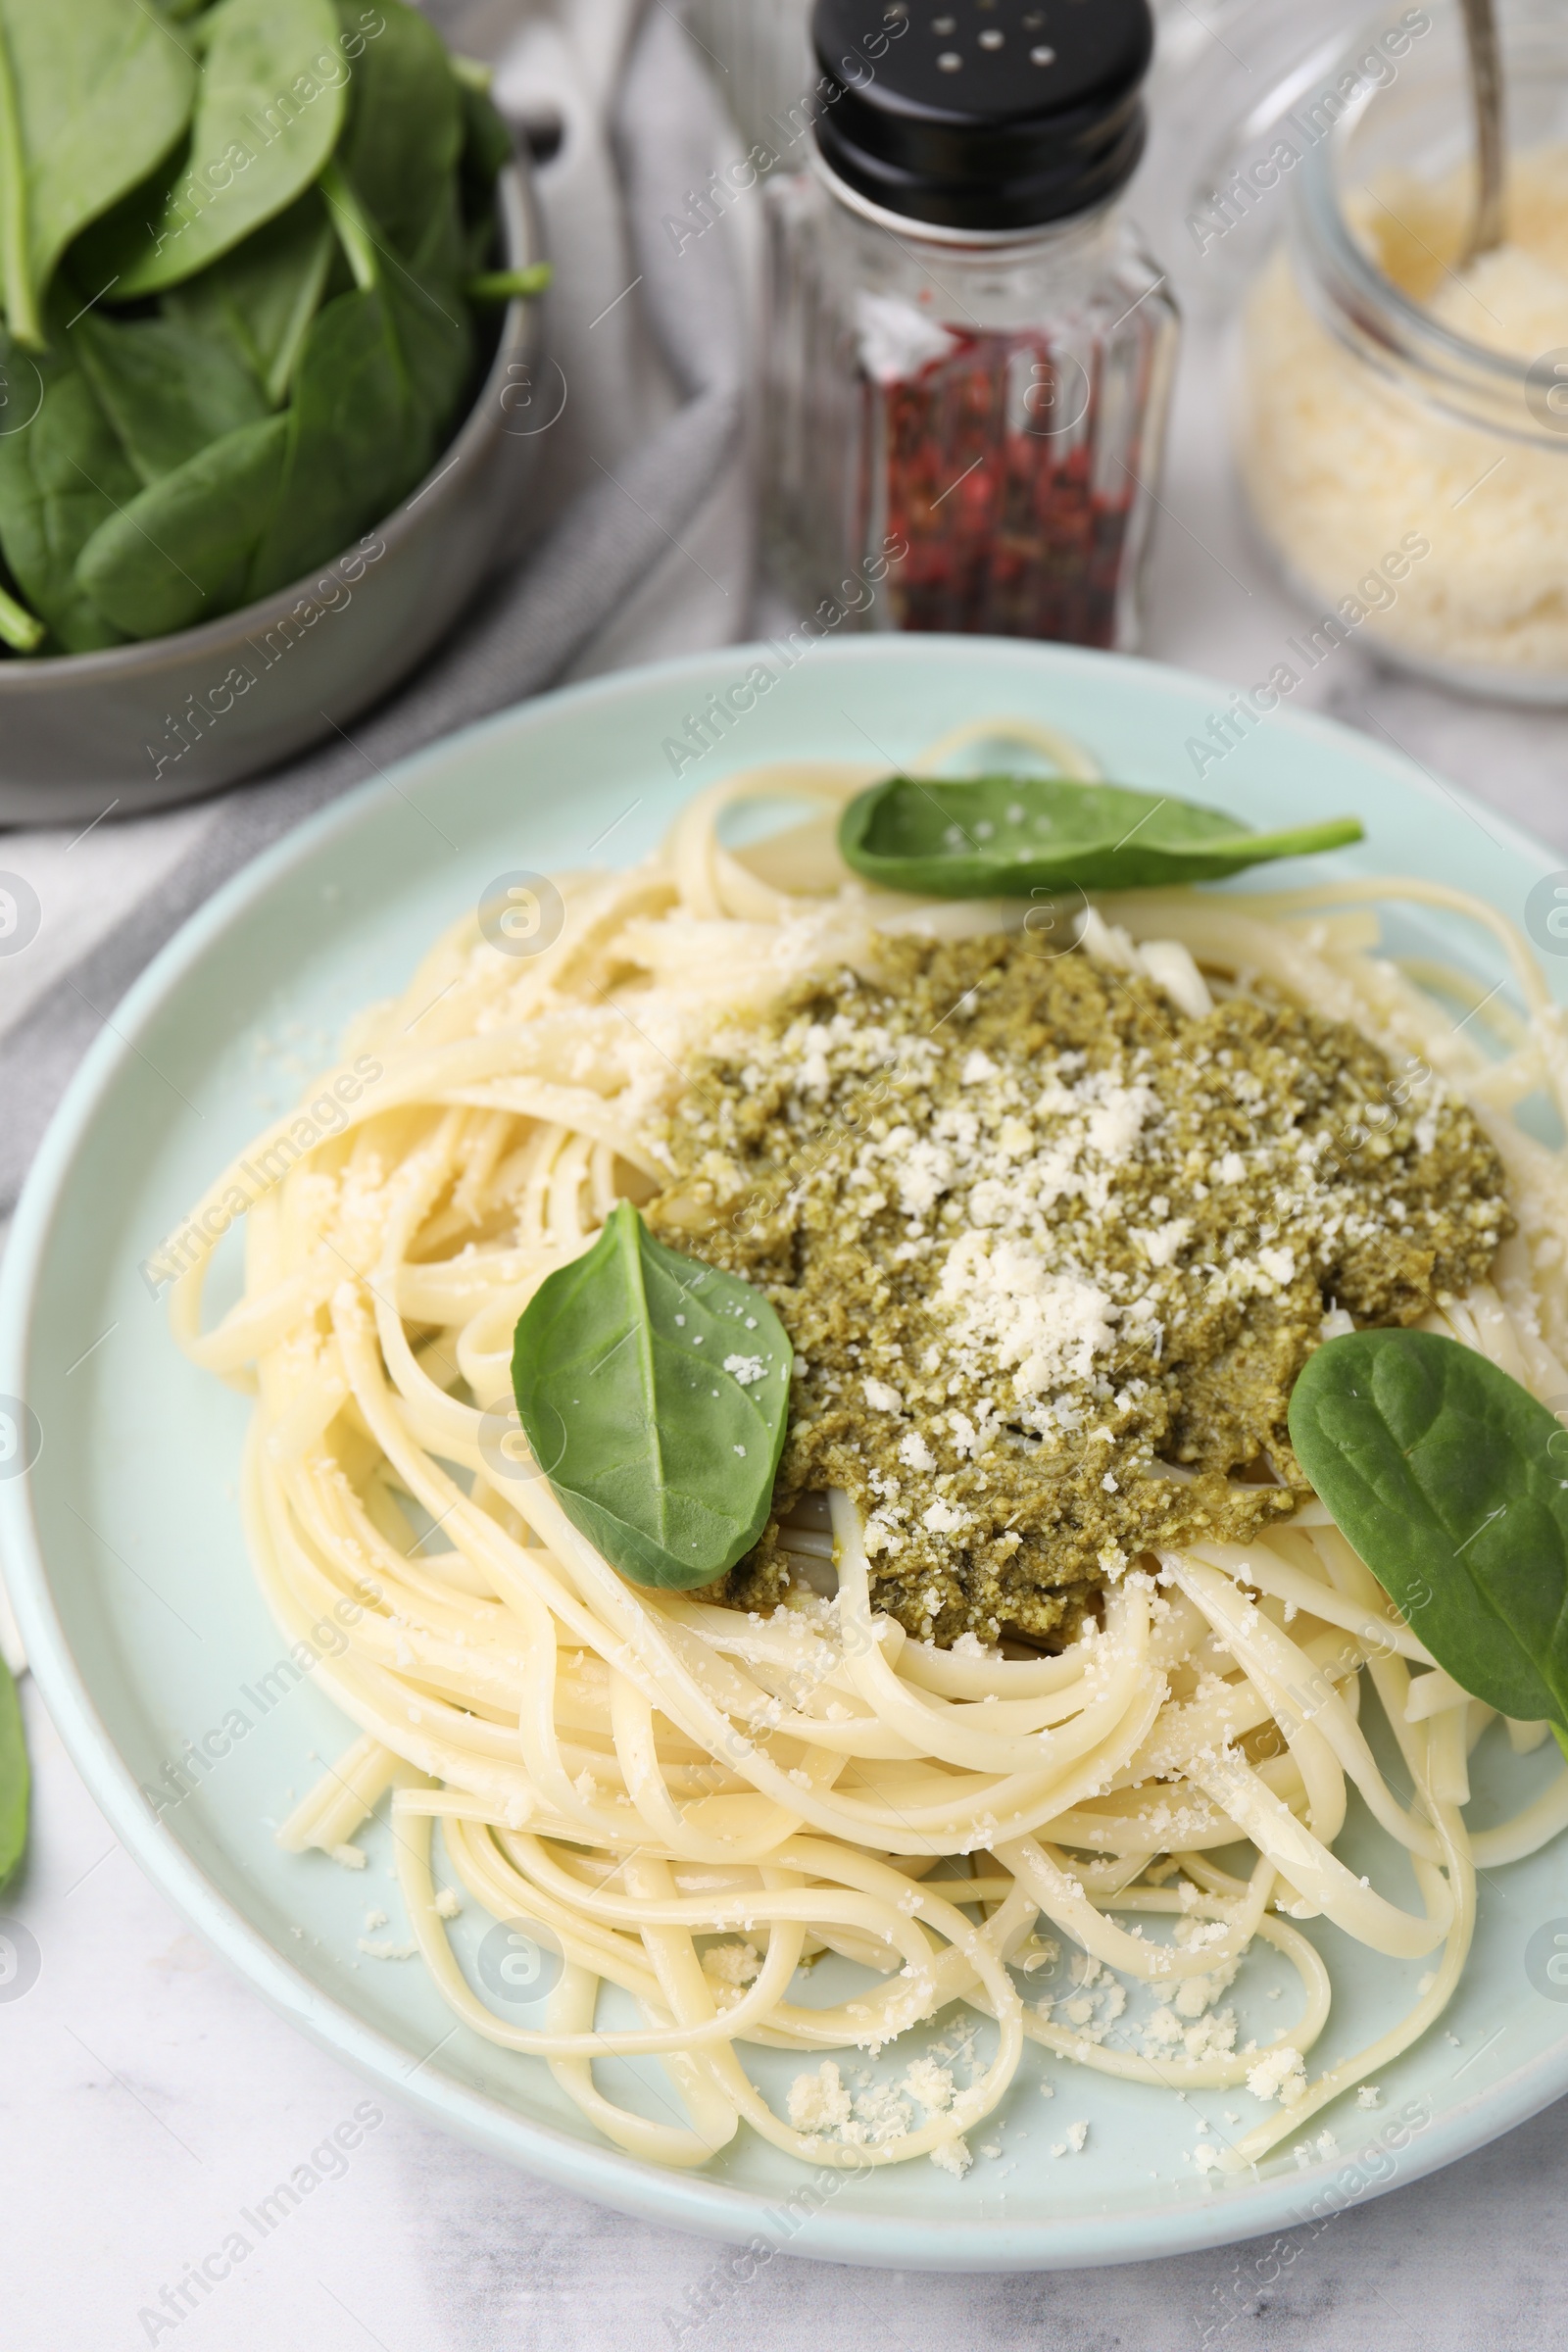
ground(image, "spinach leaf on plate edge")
xmin=0 ymin=1653 xmax=26 ymax=1888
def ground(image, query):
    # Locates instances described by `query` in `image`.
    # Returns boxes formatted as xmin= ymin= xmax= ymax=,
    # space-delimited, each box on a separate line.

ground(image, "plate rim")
xmin=5 ymin=632 xmax=1568 ymax=2270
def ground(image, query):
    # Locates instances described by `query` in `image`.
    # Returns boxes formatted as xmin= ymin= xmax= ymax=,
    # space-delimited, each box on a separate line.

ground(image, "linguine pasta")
xmin=163 ymin=725 xmax=1568 ymax=2180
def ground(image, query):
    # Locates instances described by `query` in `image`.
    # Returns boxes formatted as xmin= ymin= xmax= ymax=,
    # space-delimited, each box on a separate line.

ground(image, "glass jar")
xmin=761 ymin=0 xmax=1180 ymax=650
xmin=1236 ymin=0 xmax=1568 ymax=703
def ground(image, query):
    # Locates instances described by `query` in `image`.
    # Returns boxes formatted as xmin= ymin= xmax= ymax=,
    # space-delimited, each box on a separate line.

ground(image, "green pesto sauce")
xmin=645 ymin=934 xmax=1511 ymax=1649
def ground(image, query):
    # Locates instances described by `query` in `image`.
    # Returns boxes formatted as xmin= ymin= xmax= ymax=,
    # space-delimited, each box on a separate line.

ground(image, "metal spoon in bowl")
xmin=1460 ymin=0 xmax=1506 ymax=260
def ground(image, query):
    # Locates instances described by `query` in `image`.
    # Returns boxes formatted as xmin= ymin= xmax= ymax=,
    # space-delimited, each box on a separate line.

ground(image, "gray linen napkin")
xmin=0 ymin=0 xmax=745 ymax=1218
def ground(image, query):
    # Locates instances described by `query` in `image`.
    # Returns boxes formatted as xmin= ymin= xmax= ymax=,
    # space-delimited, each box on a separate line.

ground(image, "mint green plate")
xmin=5 ymin=637 xmax=1568 ymax=2269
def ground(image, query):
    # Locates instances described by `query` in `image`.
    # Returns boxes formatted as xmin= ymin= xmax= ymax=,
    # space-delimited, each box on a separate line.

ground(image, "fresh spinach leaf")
xmin=457 ymin=77 xmax=514 ymax=218
xmin=242 ymin=281 xmax=437 ymax=595
xmin=73 ymin=310 xmax=270 ymax=486
xmin=0 ymin=0 xmax=197 ymax=345
xmin=839 ymin=774 xmax=1365 ymax=897
xmin=397 ymin=187 xmax=474 ymax=413
xmin=246 ymin=189 xmax=470 ymax=598
xmin=0 ymin=1653 xmax=26 ymax=1886
xmin=115 ymin=0 xmax=348 ymax=296
xmin=75 ymin=411 xmax=288 ymax=637
xmin=512 ymin=1202 xmax=793 ymax=1592
xmin=1289 ymin=1328 xmax=1568 ymax=1737
xmin=245 ymin=283 xmax=416 ymax=597
xmin=330 ymin=0 xmax=463 ymax=261
xmin=0 ymin=328 xmax=133 ymax=648
xmin=318 ymin=155 xmax=377 ymax=290
xmin=163 ymin=187 xmax=335 ymax=406
xmin=0 ymin=0 xmax=500 ymax=657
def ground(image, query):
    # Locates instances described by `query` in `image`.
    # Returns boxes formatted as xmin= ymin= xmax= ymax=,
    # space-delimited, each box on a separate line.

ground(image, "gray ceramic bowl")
xmin=0 ymin=162 xmax=546 ymax=825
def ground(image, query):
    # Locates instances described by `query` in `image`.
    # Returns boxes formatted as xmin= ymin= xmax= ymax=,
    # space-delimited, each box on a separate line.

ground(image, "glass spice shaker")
xmin=761 ymin=0 xmax=1180 ymax=650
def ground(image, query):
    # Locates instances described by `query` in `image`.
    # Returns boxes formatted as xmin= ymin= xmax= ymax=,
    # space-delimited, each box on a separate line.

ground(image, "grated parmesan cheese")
xmin=1242 ymin=150 xmax=1568 ymax=678
xmin=1246 ymin=2045 xmax=1308 ymax=2106
xmin=902 ymin=2057 xmax=956 ymax=2112
xmin=788 ymin=2060 xmax=854 ymax=2134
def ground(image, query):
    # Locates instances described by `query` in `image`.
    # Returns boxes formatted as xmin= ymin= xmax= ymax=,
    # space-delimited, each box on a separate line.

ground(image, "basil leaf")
xmin=0 ymin=1653 xmax=25 ymax=1887
xmin=115 ymin=0 xmax=348 ymax=296
xmin=0 ymin=0 xmax=197 ymax=345
xmin=75 ymin=411 xmax=288 ymax=637
xmin=1288 ymin=1329 xmax=1568 ymax=1732
xmin=839 ymin=774 xmax=1364 ymax=898
xmin=512 ymin=1202 xmax=793 ymax=1593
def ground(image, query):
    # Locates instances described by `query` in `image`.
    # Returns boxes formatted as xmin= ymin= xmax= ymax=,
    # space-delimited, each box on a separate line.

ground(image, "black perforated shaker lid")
xmin=809 ymin=0 xmax=1154 ymax=231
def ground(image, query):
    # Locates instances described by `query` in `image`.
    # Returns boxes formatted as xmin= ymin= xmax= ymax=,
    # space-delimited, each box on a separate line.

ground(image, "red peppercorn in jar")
xmin=762 ymin=0 xmax=1179 ymax=650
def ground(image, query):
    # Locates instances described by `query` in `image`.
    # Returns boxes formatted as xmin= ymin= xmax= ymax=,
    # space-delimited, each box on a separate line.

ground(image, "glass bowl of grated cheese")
xmin=1235 ymin=0 xmax=1568 ymax=702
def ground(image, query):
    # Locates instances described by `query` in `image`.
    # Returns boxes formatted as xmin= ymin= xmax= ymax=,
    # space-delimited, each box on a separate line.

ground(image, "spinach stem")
xmin=265 ymin=220 xmax=336 ymax=407
xmin=0 ymin=22 xmax=39 ymax=351
xmin=318 ymin=160 xmax=380 ymax=294
xmin=465 ymin=264 xmax=553 ymax=303
xmin=0 ymin=577 xmax=43 ymax=652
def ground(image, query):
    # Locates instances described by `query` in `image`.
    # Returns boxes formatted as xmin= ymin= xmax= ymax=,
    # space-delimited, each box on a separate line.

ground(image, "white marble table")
xmin=5 ymin=296 xmax=1568 ymax=2352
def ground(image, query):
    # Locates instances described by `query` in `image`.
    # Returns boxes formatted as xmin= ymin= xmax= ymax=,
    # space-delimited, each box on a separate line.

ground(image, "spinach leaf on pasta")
xmin=1289 ymin=1328 xmax=1568 ymax=1742
xmin=512 ymin=1203 xmax=793 ymax=1592
xmin=839 ymin=773 xmax=1363 ymax=897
